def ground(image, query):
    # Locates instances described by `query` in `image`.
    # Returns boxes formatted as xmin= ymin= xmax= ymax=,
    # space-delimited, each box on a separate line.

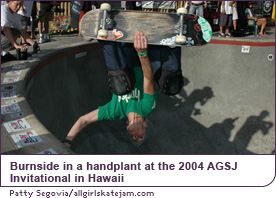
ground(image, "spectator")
xmin=188 ymin=1 xmax=207 ymax=17
xmin=30 ymin=1 xmax=38 ymax=39
xmin=1 ymin=1 xmax=40 ymax=61
xmin=245 ymin=1 xmax=267 ymax=37
xmin=218 ymin=1 xmax=234 ymax=37
xmin=36 ymin=1 xmax=56 ymax=43
xmin=18 ymin=1 xmax=33 ymax=44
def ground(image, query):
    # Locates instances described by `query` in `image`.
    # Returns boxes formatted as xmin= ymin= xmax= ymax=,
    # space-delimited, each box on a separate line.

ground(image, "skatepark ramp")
xmin=25 ymin=41 xmax=274 ymax=154
xmin=1 ymin=37 xmax=274 ymax=154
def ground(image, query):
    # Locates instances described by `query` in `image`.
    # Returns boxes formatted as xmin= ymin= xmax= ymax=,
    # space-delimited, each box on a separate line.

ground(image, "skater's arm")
xmin=64 ymin=109 xmax=99 ymax=148
xmin=134 ymin=32 xmax=155 ymax=95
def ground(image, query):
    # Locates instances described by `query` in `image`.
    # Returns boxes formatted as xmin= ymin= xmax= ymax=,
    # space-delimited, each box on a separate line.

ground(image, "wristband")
xmin=137 ymin=50 xmax=147 ymax=56
xmin=62 ymin=139 xmax=72 ymax=145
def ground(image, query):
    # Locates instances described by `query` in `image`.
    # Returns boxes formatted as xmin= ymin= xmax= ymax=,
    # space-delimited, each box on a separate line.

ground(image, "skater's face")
xmin=9 ymin=1 xmax=23 ymax=13
xmin=127 ymin=121 xmax=147 ymax=144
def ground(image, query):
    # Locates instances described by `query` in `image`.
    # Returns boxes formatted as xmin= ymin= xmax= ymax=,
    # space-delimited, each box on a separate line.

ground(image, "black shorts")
xmin=219 ymin=13 xmax=233 ymax=27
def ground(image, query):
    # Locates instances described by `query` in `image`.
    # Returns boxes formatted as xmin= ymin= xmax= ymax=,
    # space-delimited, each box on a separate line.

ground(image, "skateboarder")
xmin=63 ymin=32 xmax=159 ymax=148
xmin=99 ymin=39 xmax=183 ymax=97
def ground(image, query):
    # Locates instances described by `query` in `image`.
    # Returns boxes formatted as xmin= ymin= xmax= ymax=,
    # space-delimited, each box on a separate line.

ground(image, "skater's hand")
xmin=63 ymin=138 xmax=72 ymax=148
xmin=134 ymin=32 xmax=148 ymax=54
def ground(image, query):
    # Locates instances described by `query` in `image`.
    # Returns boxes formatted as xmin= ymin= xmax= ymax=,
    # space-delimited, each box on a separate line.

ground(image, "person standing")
xmin=36 ymin=1 xmax=56 ymax=43
xmin=218 ymin=1 xmax=234 ymax=37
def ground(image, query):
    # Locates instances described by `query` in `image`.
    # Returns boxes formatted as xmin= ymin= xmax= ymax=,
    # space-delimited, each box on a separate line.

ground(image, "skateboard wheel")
xmin=98 ymin=29 xmax=108 ymax=37
xmin=175 ymin=35 xmax=186 ymax=44
xmin=100 ymin=3 xmax=111 ymax=11
xmin=177 ymin=7 xmax=188 ymax=14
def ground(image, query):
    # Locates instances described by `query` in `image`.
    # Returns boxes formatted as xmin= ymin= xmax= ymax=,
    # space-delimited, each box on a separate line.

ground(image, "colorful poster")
xmin=49 ymin=16 xmax=71 ymax=30
xmin=1 ymin=104 xmax=21 ymax=114
xmin=4 ymin=118 xmax=31 ymax=133
xmin=11 ymin=130 xmax=43 ymax=148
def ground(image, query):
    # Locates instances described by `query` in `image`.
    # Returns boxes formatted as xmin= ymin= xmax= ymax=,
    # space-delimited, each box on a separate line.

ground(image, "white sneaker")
xmin=38 ymin=37 xmax=45 ymax=44
xmin=44 ymin=34 xmax=51 ymax=42
xmin=218 ymin=32 xmax=225 ymax=38
xmin=225 ymin=33 xmax=232 ymax=37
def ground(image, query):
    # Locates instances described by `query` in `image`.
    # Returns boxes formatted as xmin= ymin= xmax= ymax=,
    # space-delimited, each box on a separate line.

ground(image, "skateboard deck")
xmin=80 ymin=8 xmax=212 ymax=46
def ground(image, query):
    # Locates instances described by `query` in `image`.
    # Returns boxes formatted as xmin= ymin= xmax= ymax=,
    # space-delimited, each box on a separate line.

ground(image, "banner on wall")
xmin=49 ymin=16 xmax=71 ymax=31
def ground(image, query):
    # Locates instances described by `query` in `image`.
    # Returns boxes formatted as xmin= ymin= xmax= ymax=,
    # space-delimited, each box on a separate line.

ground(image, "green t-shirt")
xmin=98 ymin=67 xmax=159 ymax=120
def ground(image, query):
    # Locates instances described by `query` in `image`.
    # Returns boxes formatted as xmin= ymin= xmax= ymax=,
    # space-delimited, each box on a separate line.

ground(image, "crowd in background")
xmin=1 ymin=1 xmax=275 ymax=62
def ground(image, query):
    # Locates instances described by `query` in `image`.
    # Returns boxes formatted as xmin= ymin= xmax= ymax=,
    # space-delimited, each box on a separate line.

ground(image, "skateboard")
xmin=80 ymin=3 xmax=212 ymax=46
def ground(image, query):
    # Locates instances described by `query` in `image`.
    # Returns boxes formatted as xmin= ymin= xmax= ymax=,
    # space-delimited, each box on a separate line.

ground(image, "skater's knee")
xmin=155 ymin=69 xmax=184 ymax=95
xmin=107 ymin=67 xmax=136 ymax=95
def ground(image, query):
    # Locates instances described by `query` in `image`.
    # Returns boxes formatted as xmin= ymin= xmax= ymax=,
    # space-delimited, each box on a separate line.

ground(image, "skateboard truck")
xmin=176 ymin=7 xmax=188 ymax=44
xmin=98 ymin=3 xmax=111 ymax=38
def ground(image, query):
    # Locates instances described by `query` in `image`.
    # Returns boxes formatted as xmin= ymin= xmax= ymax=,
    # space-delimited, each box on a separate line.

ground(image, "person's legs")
xmin=44 ymin=9 xmax=54 ymax=41
xmin=21 ymin=16 xmax=27 ymax=43
xmin=161 ymin=47 xmax=181 ymax=72
xmin=99 ymin=40 xmax=127 ymax=70
xmin=37 ymin=21 xmax=45 ymax=43
xmin=156 ymin=46 xmax=184 ymax=95
xmin=189 ymin=4 xmax=196 ymax=15
xmin=37 ymin=2 xmax=45 ymax=43
xmin=225 ymin=14 xmax=233 ymax=36
xmin=122 ymin=42 xmax=140 ymax=71
xmin=1 ymin=28 xmax=21 ymax=57
xmin=31 ymin=25 xmax=36 ymax=39
xmin=99 ymin=40 xmax=136 ymax=95
xmin=233 ymin=20 xmax=237 ymax=31
xmin=232 ymin=7 xmax=239 ymax=31
xmin=44 ymin=21 xmax=49 ymax=34
xmin=219 ymin=13 xmax=227 ymax=36
xmin=197 ymin=5 xmax=204 ymax=17
xmin=147 ymin=45 xmax=162 ymax=74
xmin=122 ymin=43 xmax=162 ymax=74
xmin=38 ymin=21 xmax=43 ymax=35
xmin=257 ymin=18 xmax=267 ymax=36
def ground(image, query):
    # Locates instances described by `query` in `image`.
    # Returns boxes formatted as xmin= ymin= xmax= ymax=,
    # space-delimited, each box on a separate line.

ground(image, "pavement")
xmin=1 ymin=28 xmax=275 ymax=154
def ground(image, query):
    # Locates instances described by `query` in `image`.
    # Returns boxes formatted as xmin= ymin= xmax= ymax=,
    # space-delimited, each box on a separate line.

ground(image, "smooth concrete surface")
xmin=1 ymin=32 xmax=275 ymax=154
